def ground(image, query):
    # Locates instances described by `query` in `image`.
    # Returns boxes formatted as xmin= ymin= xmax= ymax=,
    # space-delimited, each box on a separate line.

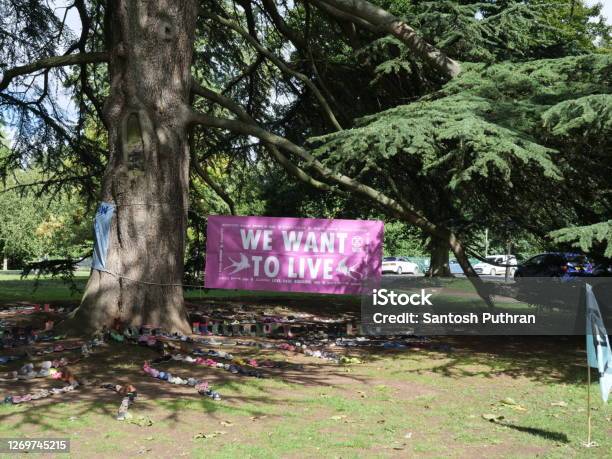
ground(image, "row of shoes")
xmin=3 ymin=381 xmax=79 ymax=404
xmin=172 ymin=347 xmax=285 ymax=370
xmin=235 ymin=340 xmax=343 ymax=363
xmin=155 ymin=352 xmax=265 ymax=378
xmin=100 ymin=383 xmax=138 ymax=420
xmin=142 ymin=362 xmax=221 ymax=401
xmin=6 ymin=361 xmax=54 ymax=380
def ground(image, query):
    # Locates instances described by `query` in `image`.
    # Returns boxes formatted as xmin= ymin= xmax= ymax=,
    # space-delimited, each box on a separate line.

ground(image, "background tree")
xmin=0 ymin=167 xmax=90 ymax=269
xmin=0 ymin=0 xmax=609 ymax=332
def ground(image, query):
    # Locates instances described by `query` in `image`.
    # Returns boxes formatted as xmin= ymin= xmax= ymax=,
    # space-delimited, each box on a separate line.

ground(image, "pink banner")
xmin=205 ymin=216 xmax=383 ymax=294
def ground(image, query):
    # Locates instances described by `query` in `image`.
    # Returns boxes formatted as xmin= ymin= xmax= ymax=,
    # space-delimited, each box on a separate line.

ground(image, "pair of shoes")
xmin=203 ymin=389 xmax=221 ymax=401
xmin=195 ymin=382 xmax=208 ymax=393
xmin=169 ymin=376 xmax=186 ymax=385
xmin=116 ymin=397 xmax=131 ymax=420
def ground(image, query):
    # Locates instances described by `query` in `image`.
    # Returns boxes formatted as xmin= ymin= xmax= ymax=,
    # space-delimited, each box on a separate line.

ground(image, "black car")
xmin=514 ymin=252 xmax=592 ymax=278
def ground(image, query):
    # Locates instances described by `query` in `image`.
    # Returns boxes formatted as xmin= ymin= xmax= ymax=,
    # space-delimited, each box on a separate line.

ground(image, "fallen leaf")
xmin=330 ymin=415 xmax=347 ymax=421
xmin=500 ymin=397 xmax=518 ymax=406
xmin=482 ymin=413 xmax=505 ymax=422
xmin=509 ymin=405 xmax=528 ymax=412
xmin=193 ymin=431 xmax=227 ymax=440
xmin=551 ymin=401 xmax=568 ymax=407
xmin=220 ymin=420 xmax=233 ymax=427
xmin=127 ymin=416 xmax=153 ymax=427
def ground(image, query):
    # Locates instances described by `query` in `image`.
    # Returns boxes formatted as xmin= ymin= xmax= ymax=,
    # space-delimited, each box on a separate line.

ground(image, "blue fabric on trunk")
xmin=92 ymin=202 xmax=115 ymax=271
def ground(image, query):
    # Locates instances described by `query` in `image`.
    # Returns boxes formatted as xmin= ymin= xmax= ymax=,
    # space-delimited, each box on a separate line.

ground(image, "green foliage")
xmin=550 ymin=221 xmax=612 ymax=258
xmin=383 ymin=221 xmax=426 ymax=256
xmin=381 ymin=0 xmax=611 ymax=62
xmin=312 ymin=54 xmax=609 ymax=188
xmin=308 ymin=54 xmax=611 ymax=254
xmin=542 ymin=94 xmax=611 ymax=141
xmin=0 ymin=167 xmax=90 ymax=268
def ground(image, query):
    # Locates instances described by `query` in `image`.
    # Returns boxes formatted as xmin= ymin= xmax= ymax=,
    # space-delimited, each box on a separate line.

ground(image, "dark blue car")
xmin=514 ymin=252 xmax=593 ymax=278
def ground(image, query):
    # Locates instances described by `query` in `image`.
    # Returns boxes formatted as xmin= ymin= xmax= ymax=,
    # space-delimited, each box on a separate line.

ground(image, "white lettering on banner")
xmin=324 ymin=259 xmax=333 ymax=279
xmin=240 ymin=229 xmax=261 ymax=250
xmin=336 ymin=233 xmax=348 ymax=253
xmin=307 ymin=258 xmax=322 ymax=277
xmin=320 ymin=233 xmax=333 ymax=253
xmin=262 ymin=230 xmax=272 ymax=250
xmin=280 ymin=230 xmax=350 ymax=253
xmin=225 ymin=254 xmax=360 ymax=280
xmin=282 ymin=231 xmax=303 ymax=251
xmin=228 ymin=228 xmax=368 ymax=280
xmin=264 ymin=256 xmax=280 ymax=277
xmin=252 ymin=255 xmax=262 ymax=276
xmin=207 ymin=216 xmax=383 ymax=294
xmin=304 ymin=232 xmax=319 ymax=252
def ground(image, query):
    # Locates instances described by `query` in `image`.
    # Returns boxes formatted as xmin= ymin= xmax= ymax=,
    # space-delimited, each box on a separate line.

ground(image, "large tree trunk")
xmin=427 ymin=239 xmax=450 ymax=277
xmin=63 ymin=0 xmax=197 ymax=334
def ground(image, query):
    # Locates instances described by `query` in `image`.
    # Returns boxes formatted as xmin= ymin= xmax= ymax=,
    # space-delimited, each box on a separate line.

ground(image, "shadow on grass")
xmin=0 ymin=339 xmax=371 ymax=432
xmin=345 ymin=335 xmax=590 ymax=386
xmin=495 ymin=421 xmax=570 ymax=443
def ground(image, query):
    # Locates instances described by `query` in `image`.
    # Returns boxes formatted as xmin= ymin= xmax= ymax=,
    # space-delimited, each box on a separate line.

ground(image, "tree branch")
xmin=261 ymin=0 xmax=309 ymax=49
xmin=222 ymin=55 xmax=265 ymax=95
xmin=310 ymin=0 xmax=379 ymax=31
xmin=203 ymin=12 xmax=343 ymax=131
xmin=188 ymin=108 xmax=445 ymax=237
xmin=0 ymin=52 xmax=109 ymax=92
xmin=64 ymin=0 xmax=91 ymax=55
xmin=191 ymin=79 xmax=333 ymax=191
xmin=192 ymin=158 xmax=236 ymax=215
xmin=315 ymin=0 xmax=461 ymax=77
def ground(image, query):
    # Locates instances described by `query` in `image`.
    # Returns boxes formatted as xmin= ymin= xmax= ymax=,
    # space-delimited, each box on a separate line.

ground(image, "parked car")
xmin=591 ymin=260 xmax=612 ymax=277
xmin=473 ymin=255 xmax=517 ymax=276
xmin=449 ymin=259 xmax=464 ymax=275
xmin=514 ymin=252 xmax=593 ymax=278
xmin=382 ymin=256 xmax=419 ymax=275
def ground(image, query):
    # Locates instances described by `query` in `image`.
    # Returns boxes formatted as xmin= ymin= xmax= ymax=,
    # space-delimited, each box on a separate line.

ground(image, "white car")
xmin=473 ymin=255 xmax=517 ymax=276
xmin=382 ymin=256 xmax=419 ymax=275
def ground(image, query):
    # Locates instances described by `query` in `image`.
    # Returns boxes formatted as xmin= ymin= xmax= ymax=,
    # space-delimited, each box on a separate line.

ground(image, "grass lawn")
xmin=0 ymin=276 xmax=610 ymax=457
xmin=0 ymin=270 xmax=359 ymax=304
xmin=0 ymin=338 xmax=610 ymax=458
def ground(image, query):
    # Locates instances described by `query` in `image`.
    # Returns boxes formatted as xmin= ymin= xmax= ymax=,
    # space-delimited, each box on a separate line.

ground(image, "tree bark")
xmin=63 ymin=0 xmax=197 ymax=334
xmin=317 ymin=0 xmax=461 ymax=78
xmin=427 ymin=239 xmax=450 ymax=277
xmin=448 ymin=232 xmax=494 ymax=308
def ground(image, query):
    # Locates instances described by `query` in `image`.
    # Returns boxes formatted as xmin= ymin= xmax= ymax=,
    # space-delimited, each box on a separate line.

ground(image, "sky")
xmin=592 ymin=0 xmax=612 ymax=23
